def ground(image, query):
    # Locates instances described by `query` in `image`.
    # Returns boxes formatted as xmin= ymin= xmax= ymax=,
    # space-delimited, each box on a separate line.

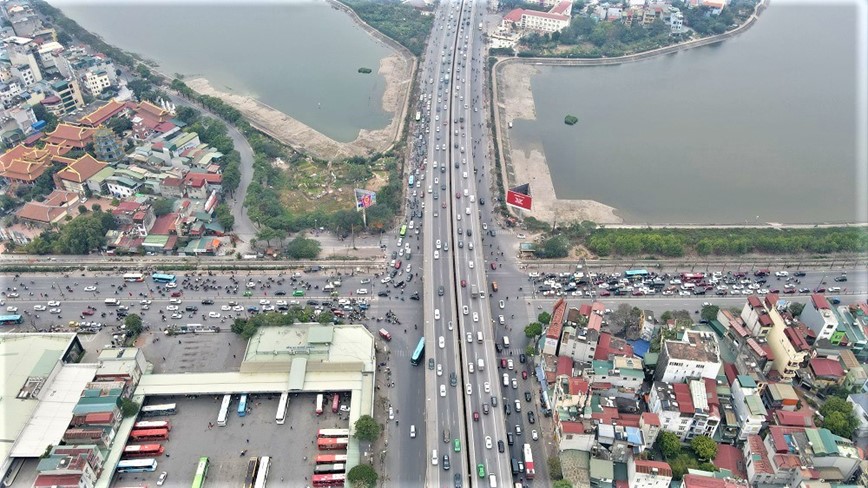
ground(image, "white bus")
xmin=218 ymin=394 xmax=231 ymax=426
xmin=254 ymin=456 xmax=270 ymax=488
xmin=276 ymin=392 xmax=289 ymax=425
xmin=140 ymin=403 xmax=177 ymax=417
xmin=123 ymin=273 xmax=144 ymax=282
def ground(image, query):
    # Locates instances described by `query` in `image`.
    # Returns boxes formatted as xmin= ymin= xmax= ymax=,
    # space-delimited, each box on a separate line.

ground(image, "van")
xmin=477 ymin=331 xmax=483 ymax=343
xmin=477 ymin=358 xmax=484 ymax=371
xmin=503 ymin=373 xmax=509 ymax=386
xmin=489 ymin=474 xmax=497 ymax=488
xmin=465 ymin=207 xmax=470 ymax=215
xmin=432 ymin=449 xmax=439 ymax=465
xmin=503 ymin=336 xmax=510 ymax=348
xmin=104 ymin=298 xmax=119 ymax=306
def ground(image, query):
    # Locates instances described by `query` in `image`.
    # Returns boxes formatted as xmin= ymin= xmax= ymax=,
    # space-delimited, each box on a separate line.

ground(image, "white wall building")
xmin=628 ymin=458 xmax=673 ymax=488
xmin=654 ymin=330 xmax=721 ymax=383
xmin=730 ymin=375 xmax=767 ymax=440
xmin=801 ymin=294 xmax=839 ymax=341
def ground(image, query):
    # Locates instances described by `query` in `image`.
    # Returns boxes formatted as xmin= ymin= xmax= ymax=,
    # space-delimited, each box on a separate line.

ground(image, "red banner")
xmin=506 ymin=190 xmax=532 ymax=210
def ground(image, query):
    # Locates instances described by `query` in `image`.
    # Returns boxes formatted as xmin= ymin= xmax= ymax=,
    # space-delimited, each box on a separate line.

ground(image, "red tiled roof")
xmin=504 ymin=8 xmax=524 ymax=22
xmin=546 ymin=297 xmax=566 ymax=339
xmin=724 ymin=363 xmax=738 ymax=385
xmin=747 ymin=295 xmax=763 ymax=309
xmin=703 ymin=378 xmax=719 ymax=407
xmin=747 ymin=435 xmax=774 ymax=474
xmin=155 ymin=121 xmax=176 ymax=133
xmin=747 ymin=338 xmax=766 ymax=357
xmin=811 ymin=293 xmax=830 ymax=310
xmin=522 ymin=9 xmax=569 ymax=21
xmin=549 ymin=0 xmax=571 ymax=15
xmin=78 ymin=99 xmax=126 ymax=127
xmin=55 ymin=154 xmax=107 ymax=183
xmin=34 ymin=474 xmax=84 ymax=487
xmin=594 ymin=333 xmax=633 ymax=360
xmin=149 ymin=213 xmax=177 ymax=235
xmin=579 ymin=303 xmax=591 ymax=316
xmin=556 ymin=355 xmax=573 ymax=376
xmin=568 ymin=377 xmax=589 ymax=396
xmin=809 ymin=358 xmax=843 ymax=378
xmin=768 ymin=425 xmax=805 ymax=453
xmin=634 ymin=460 xmax=672 ymax=477
xmin=714 ymin=444 xmax=747 ymax=480
xmin=682 ymin=474 xmax=749 ymax=488
xmin=765 ymin=293 xmax=780 ymax=308
xmin=641 ymin=412 xmax=660 ymax=426
xmin=673 ymin=383 xmax=695 ymax=414
xmin=84 ymin=412 xmax=113 ymax=423
xmin=761 ymin=344 xmax=775 ymax=361
xmin=44 ymin=123 xmax=96 ymax=148
xmin=185 ymin=172 xmax=223 ymax=187
xmin=162 ymin=176 xmax=183 ymax=187
xmin=561 ymin=420 xmax=584 ymax=434
xmin=588 ymin=312 xmax=602 ymax=332
xmin=774 ymin=409 xmax=815 ymax=427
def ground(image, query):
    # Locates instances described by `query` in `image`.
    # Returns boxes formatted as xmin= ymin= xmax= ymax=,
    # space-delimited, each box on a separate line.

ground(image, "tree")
xmin=119 ymin=398 xmax=140 ymax=417
xmin=108 ymin=117 xmax=132 ymax=136
xmin=553 ymin=481 xmax=573 ymax=488
xmin=548 ymin=455 xmax=563 ymax=480
xmin=657 ymin=431 xmax=682 ymax=459
xmin=524 ymin=322 xmax=543 ymax=338
xmin=285 ymin=235 xmax=321 ymax=259
xmin=537 ymin=311 xmax=551 ymax=325
xmin=77 ymin=204 xmax=89 ymax=214
xmin=535 ymin=235 xmax=570 ymax=258
xmin=346 ymin=464 xmax=378 ymax=488
xmin=690 ymin=435 xmax=718 ymax=461
xmin=788 ymin=302 xmax=805 ymax=317
xmin=124 ymin=314 xmax=143 ymax=337
xmin=700 ymin=305 xmax=719 ymax=322
xmin=610 ymin=304 xmax=642 ymax=336
xmin=819 ymin=396 xmax=859 ymax=438
xmin=353 ymin=414 xmax=381 ymax=442
xmin=91 ymin=203 xmax=102 ymax=212
xmin=525 ymin=344 xmax=536 ymax=357
xmin=152 ymin=198 xmax=174 ymax=217
xmin=32 ymin=103 xmax=58 ymax=132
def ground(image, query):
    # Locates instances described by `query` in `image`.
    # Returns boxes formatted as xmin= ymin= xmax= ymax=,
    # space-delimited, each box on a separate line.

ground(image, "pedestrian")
xmin=246 ymin=439 xmax=249 ymax=443
xmin=233 ymin=354 xmax=236 ymax=358
xmin=166 ymin=454 xmax=170 ymax=458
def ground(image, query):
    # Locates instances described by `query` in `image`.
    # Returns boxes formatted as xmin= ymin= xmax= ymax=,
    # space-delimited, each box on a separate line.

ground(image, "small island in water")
xmin=358 ymin=67 xmax=372 ymax=74
xmin=564 ymin=115 xmax=578 ymax=125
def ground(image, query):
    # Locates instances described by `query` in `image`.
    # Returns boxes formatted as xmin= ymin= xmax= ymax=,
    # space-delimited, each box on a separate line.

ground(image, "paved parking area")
xmin=114 ymin=393 xmax=349 ymax=486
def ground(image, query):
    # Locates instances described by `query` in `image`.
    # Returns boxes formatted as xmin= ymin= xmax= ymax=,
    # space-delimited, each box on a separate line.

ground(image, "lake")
xmin=52 ymin=0 xmax=393 ymax=143
xmin=511 ymin=3 xmax=863 ymax=224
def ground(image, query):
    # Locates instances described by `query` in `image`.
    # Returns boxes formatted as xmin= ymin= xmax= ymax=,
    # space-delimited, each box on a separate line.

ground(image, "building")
xmin=741 ymin=295 xmax=774 ymax=338
xmin=588 ymin=356 xmax=644 ymax=390
xmin=51 ymin=79 xmax=85 ymax=114
xmin=848 ymin=393 xmax=868 ymax=437
xmin=670 ymin=8 xmax=684 ymax=34
xmin=764 ymin=301 xmax=808 ymax=382
xmin=502 ymin=0 xmax=572 ymax=33
xmin=560 ymin=303 xmax=604 ymax=363
xmin=655 ymin=330 xmax=721 ymax=383
xmin=78 ymin=99 xmax=127 ymax=127
xmin=801 ymin=294 xmax=839 ymax=341
xmin=761 ymin=382 xmax=799 ymax=412
xmin=15 ymin=189 xmax=80 ymax=225
xmin=43 ymin=123 xmax=96 ymax=149
xmin=803 ymin=357 xmax=844 ymax=389
xmin=54 ymin=154 xmax=108 ymax=194
xmin=729 ymin=375 xmax=767 ymax=440
xmin=628 ymin=458 xmax=672 ymax=488
xmin=542 ymin=298 xmax=567 ymax=356
xmin=82 ymin=68 xmax=111 ymax=97
xmin=648 ymin=379 xmax=720 ymax=441
xmin=91 ymin=126 xmax=124 ymax=162
xmin=681 ymin=474 xmax=749 ymax=488
xmin=34 ymin=445 xmax=104 ymax=488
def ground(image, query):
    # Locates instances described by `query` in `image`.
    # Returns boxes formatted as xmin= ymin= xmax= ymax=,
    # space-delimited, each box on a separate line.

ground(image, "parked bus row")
xmin=242 ymin=456 xmax=271 ymax=488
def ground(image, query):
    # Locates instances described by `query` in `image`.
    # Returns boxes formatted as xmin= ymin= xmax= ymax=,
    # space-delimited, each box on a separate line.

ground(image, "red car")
xmin=501 ymin=358 xmax=507 ymax=369
xmin=171 ymin=291 xmax=182 ymax=297
xmin=82 ymin=309 xmax=94 ymax=316
xmin=490 ymin=262 xmax=497 ymax=270
xmin=522 ymin=371 xmax=528 ymax=380
xmin=460 ymin=280 xmax=466 ymax=288
xmin=394 ymin=260 xmax=402 ymax=270
xmin=598 ymin=290 xmax=611 ymax=296
xmin=473 ymin=411 xmax=479 ymax=421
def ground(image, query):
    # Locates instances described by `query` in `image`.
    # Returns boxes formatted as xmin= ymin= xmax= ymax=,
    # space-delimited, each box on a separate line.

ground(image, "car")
xmin=515 ymin=424 xmax=522 ymax=435
xmin=462 ymin=305 xmax=469 ymax=315
xmin=528 ymin=411 xmax=536 ymax=424
xmin=450 ymin=372 xmax=457 ymax=386
xmin=522 ymin=370 xmax=528 ymax=380
xmin=454 ymin=473 xmax=462 ymax=488
xmin=828 ymin=286 xmax=841 ymax=292
xmin=466 ymin=332 xmax=473 ymax=343
xmin=477 ymin=464 xmax=486 ymax=478
xmin=512 ymin=378 xmax=518 ymax=389
xmin=233 ymin=305 xmax=244 ymax=312
xmin=439 ymin=336 xmax=445 ymax=349
xmin=435 ymin=309 xmax=441 ymax=320
xmin=437 ymin=364 xmax=443 ymax=376
xmin=208 ymin=312 xmax=221 ymax=318
xmin=460 ymin=279 xmax=466 ymax=288
xmin=507 ymin=359 xmax=514 ymax=370
xmin=82 ymin=309 xmax=95 ymax=316
xmin=84 ymin=286 xmax=97 ymax=292
xmin=381 ymin=276 xmax=392 ymax=284
xmin=531 ymin=430 xmax=539 ymax=441
xmin=490 ymin=262 xmax=497 ymax=270
xmin=5 ymin=306 xmax=18 ymax=313
xmin=468 ymin=261 xmax=474 ymax=269
xmin=34 ymin=304 xmax=47 ymax=311
xmin=165 ymin=283 xmax=177 ymax=289
xmin=794 ymin=271 xmax=807 ymax=277
xmin=440 ymin=385 xmax=446 ymax=397
xmin=438 ymin=286 xmax=445 ymax=296
xmin=389 ymin=407 xmax=394 ymax=420
xmin=47 ymin=301 xmax=60 ymax=307
xmin=525 ymin=391 xmax=532 ymax=402
xmin=436 ymin=239 xmax=442 ymax=249
xmin=166 ymin=305 xmax=179 ymax=311
xmin=472 ymin=312 xmax=479 ymax=322
xmin=455 ymin=192 xmax=461 ymax=199
xmin=499 ymin=300 xmax=505 ymax=309
xmin=356 ymin=288 xmax=368 ymax=295
xmin=410 ymin=425 xmax=416 ymax=438
xmin=360 ymin=278 xmax=371 ymax=284
xmin=274 ymin=290 xmax=287 ymax=296
xmin=507 ymin=433 xmax=514 ymax=445
xmin=498 ymin=315 xmax=505 ymax=325
xmin=466 ymin=383 xmax=472 ymax=395
xmin=519 ymin=353 xmax=526 ymax=363
xmin=473 ymin=411 xmax=480 ymax=421
xmin=157 ymin=471 xmax=168 ymax=486
xmin=454 ymin=439 xmax=461 ymax=452
xmin=498 ymin=440 xmax=505 ymax=452
xmin=171 ymin=312 xmax=183 ymax=319
xmin=485 ymin=436 xmax=492 ymax=449
xmin=259 ymin=299 xmax=270 ymax=305
xmin=442 ymin=454 xmax=450 ymax=470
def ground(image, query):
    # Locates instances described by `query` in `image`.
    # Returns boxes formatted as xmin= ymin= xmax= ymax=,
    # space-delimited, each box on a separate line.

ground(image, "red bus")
xmin=129 ymin=429 xmax=169 ymax=442
xmin=523 ymin=443 xmax=535 ymax=479
xmin=331 ymin=393 xmax=340 ymax=413
xmin=314 ymin=464 xmax=345 ymax=474
xmin=315 ymin=454 xmax=348 ymax=464
xmin=317 ymin=429 xmax=350 ymax=438
xmin=317 ymin=437 xmax=348 ymax=450
xmin=681 ymin=272 xmax=705 ymax=283
xmin=123 ymin=444 xmax=164 ymax=458
xmin=133 ymin=420 xmax=171 ymax=431
xmin=312 ymin=473 xmax=346 ymax=487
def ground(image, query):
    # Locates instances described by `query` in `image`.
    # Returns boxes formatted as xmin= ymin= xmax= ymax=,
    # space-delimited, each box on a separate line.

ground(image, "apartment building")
xmin=649 ymin=379 xmax=720 ymax=441
xmin=801 ymin=294 xmax=839 ymax=341
xmin=765 ymin=295 xmax=808 ymax=381
xmin=654 ymin=330 xmax=721 ymax=383
xmin=628 ymin=458 xmax=673 ymax=488
xmin=729 ymin=375 xmax=767 ymax=440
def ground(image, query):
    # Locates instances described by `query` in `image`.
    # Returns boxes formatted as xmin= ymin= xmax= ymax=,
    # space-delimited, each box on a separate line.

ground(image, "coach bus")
xmin=151 ymin=273 xmax=176 ymax=284
xmin=133 ymin=420 xmax=171 ymax=431
xmin=331 ymin=393 xmax=340 ymax=413
xmin=123 ymin=273 xmax=144 ymax=282
xmin=217 ymin=394 xmax=231 ymax=426
xmin=191 ymin=456 xmax=209 ymax=488
xmin=314 ymin=464 xmax=345 ymax=475
xmin=317 ymin=438 xmax=349 ymax=450
xmin=311 ymin=473 xmax=346 ymax=487
xmin=140 ymin=403 xmax=177 ymax=417
xmin=0 ymin=314 xmax=23 ymax=326
xmin=237 ymin=394 xmax=248 ymax=417
xmin=275 ymin=392 xmax=289 ymax=425
xmin=317 ymin=429 xmax=350 ymax=438
xmin=253 ymin=456 xmax=270 ymax=488
xmin=122 ymin=444 xmax=164 ymax=458
xmin=129 ymin=429 xmax=169 ymax=442
xmin=315 ymin=454 xmax=348 ymax=464
xmin=243 ymin=457 xmax=260 ymax=488
xmin=116 ymin=459 xmax=158 ymax=473
xmin=315 ymin=394 xmax=324 ymax=415
xmin=410 ymin=337 xmax=425 ymax=365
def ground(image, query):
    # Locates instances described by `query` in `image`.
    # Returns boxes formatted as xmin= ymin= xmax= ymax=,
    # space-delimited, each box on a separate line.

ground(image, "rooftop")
xmin=664 ymin=330 xmax=720 ymax=363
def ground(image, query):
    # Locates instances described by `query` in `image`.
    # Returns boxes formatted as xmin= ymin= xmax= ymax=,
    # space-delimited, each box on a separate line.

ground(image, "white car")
xmin=466 ymin=332 xmax=473 ymax=343
xmin=485 ymin=436 xmax=492 ymax=449
xmin=381 ymin=276 xmax=392 ymax=284
xmin=531 ymin=430 xmax=539 ymax=441
xmin=517 ymin=233 xmax=526 ymax=239
xmin=389 ymin=407 xmax=395 ymax=420
xmin=434 ymin=250 xmax=440 ymax=260
xmin=828 ymin=286 xmax=841 ymax=292
xmin=276 ymin=300 xmax=288 ymax=306
xmin=473 ymin=312 xmax=479 ymax=322
xmin=6 ymin=306 xmax=18 ymax=313
xmin=48 ymin=308 xmax=61 ymax=314
xmin=33 ymin=304 xmax=47 ymax=311
xmin=157 ymin=471 xmax=168 ymax=486
xmin=356 ymin=289 xmax=368 ymax=295
xmin=221 ymin=305 xmax=232 ymax=311
xmin=512 ymin=378 xmax=518 ymax=389
xmin=484 ymin=381 xmax=490 ymax=393
xmin=439 ymin=336 xmax=445 ymax=349
xmin=140 ymin=299 xmax=152 ymax=305
xmin=233 ymin=306 xmax=245 ymax=312
xmin=466 ymin=383 xmax=472 ymax=395
xmin=499 ymin=300 xmax=505 ymax=309
xmin=171 ymin=312 xmax=183 ymax=319
xmin=498 ymin=315 xmax=505 ymax=325
xmin=462 ymin=306 xmax=469 ymax=315
xmin=440 ymin=385 xmax=446 ymax=397
xmin=166 ymin=305 xmax=179 ymax=311
xmin=259 ymin=299 xmax=270 ymax=305
xmin=47 ymin=301 xmax=60 ymax=306
xmin=435 ymin=309 xmax=441 ymax=320
xmin=208 ymin=312 xmax=221 ymax=319
xmin=468 ymin=261 xmax=474 ymax=269
xmin=436 ymin=239 xmax=442 ymax=249
xmin=437 ymin=364 xmax=443 ymax=376
xmin=468 ymin=362 xmax=475 ymax=373
xmin=165 ymin=283 xmax=177 ymax=289
xmin=247 ymin=282 xmax=257 ymax=288
xmin=84 ymin=286 xmax=97 ymax=292
xmin=448 ymin=320 xmax=453 ymax=330
xmin=360 ymin=278 xmax=371 ymax=284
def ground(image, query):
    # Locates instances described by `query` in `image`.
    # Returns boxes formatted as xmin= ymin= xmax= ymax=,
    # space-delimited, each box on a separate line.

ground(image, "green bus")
xmin=191 ymin=456 xmax=209 ymax=488
xmin=410 ymin=337 xmax=425 ymax=366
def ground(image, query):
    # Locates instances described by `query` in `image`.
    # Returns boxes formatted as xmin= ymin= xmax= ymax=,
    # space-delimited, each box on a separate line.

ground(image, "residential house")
xmin=160 ymin=176 xmax=184 ymax=198
xmin=748 ymin=426 xmax=862 ymax=485
xmin=589 ymin=457 xmax=614 ymax=488
xmin=801 ymin=294 xmax=839 ymax=341
xmin=129 ymin=100 xmax=174 ymax=140
xmin=51 ymin=79 xmax=85 ymax=114
xmin=729 ymin=375 xmax=767 ymax=440
xmin=104 ymin=172 xmax=141 ymax=199
xmin=560 ymin=303 xmax=604 ymax=363
xmin=112 ymin=201 xmax=154 ymax=238
xmin=184 ymin=172 xmax=222 ymax=200
xmin=802 ymin=357 xmax=844 ymax=389
xmin=654 ymin=330 xmax=721 ymax=383
xmin=628 ymin=458 xmax=672 ymax=488
xmin=847 ymin=393 xmax=868 ymax=437
xmin=33 ymin=444 xmax=103 ymax=488
xmin=763 ymin=295 xmax=808 ymax=381
xmin=834 ymin=305 xmax=868 ymax=359
xmin=542 ymin=298 xmax=567 ymax=356
xmin=681 ymin=474 xmax=748 ymax=488
xmin=53 ymin=154 xmax=107 ymax=194
xmin=761 ymin=382 xmax=799 ymax=412
xmin=588 ymin=356 xmax=644 ymax=390
xmin=741 ymin=295 xmax=774 ymax=338
xmin=82 ymin=68 xmax=111 ymax=97
xmin=648 ymin=379 xmax=720 ymax=441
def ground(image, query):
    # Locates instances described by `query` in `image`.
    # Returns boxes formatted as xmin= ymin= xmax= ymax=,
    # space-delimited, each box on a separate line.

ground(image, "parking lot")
xmin=116 ymin=393 xmax=349 ymax=486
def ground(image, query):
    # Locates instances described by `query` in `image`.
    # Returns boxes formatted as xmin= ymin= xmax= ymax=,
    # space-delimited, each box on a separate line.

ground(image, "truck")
xmin=471 ymin=285 xmax=479 ymax=298
xmin=378 ymin=329 xmax=392 ymax=341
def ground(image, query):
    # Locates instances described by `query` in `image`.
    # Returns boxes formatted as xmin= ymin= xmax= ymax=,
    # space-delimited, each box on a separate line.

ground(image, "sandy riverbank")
xmin=186 ymin=50 xmax=411 ymax=161
xmin=498 ymin=63 xmax=623 ymax=224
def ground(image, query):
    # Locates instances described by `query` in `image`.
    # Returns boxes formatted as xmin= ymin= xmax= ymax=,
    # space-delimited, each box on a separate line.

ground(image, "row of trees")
xmin=342 ymin=0 xmax=434 ymax=56
xmin=230 ymin=307 xmax=336 ymax=339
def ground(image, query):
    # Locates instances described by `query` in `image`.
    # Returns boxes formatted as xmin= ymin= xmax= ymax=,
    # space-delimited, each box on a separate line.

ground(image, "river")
xmin=51 ymin=0 xmax=393 ymax=143
xmin=511 ymin=3 xmax=863 ymax=224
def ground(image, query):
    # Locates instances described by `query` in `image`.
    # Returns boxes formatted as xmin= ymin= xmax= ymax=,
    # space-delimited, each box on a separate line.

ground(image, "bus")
xmin=523 ymin=444 xmax=535 ymax=479
xmin=317 ymin=438 xmax=349 ymax=450
xmin=331 ymin=393 xmax=340 ymax=413
xmin=624 ymin=269 xmax=649 ymax=279
xmin=681 ymin=272 xmax=706 ymax=283
xmin=243 ymin=457 xmax=259 ymax=488
xmin=399 ymin=224 xmax=407 ymax=238
xmin=133 ymin=420 xmax=171 ymax=431
xmin=314 ymin=464 xmax=345 ymax=474
xmin=151 ymin=273 xmax=177 ymax=283
xmin=254 ymin=456 xmax=270 ymax=488
xmin=275 ymin=392 xmax=289 ymax=425
xmin=218 ymin=394 xmax=231 ymax=426
xmin=129 ymin=429 xmax=169 ymax=442
xmin=317 ymin=429 xmax=350 ymax=438
xmin=123 ymin=444 xmax=164 ymax=458
xmin=410 ymin=337 xmax=425 ymax=366
xmin=408 ymin=175 xmax=415 ymax=187
xmin=123 ymin=273 xmax=144 ymax=282
xmin=315 ymin=394 xmax=324 ymax=415
xmin=140 ymin=403 xmax=177 ymax=417
xmin=315 ymin=454 xmax=348 ymax=464
xmin=116 ymin=459 xmax=158 ymax=473
xmin=238 ymin=394 xmax=248 ymax=417
xmin=191 ymin=456 xmax=209 ymax=488
xmin=0 ymin=314 xmax=23 ymax=326
xmin=312 ymin=473 xmax=346 ymax=487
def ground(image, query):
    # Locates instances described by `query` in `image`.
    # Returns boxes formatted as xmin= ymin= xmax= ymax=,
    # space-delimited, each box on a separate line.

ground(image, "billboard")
xmin=354 ymin=189 xmax=377 ymax=210
xmin=506 ymin=183 xmax=532 ymax=211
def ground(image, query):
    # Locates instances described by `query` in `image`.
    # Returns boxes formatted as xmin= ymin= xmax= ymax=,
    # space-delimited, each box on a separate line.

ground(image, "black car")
xmin=497 ymin=440 xmax=505 ymax=453
xmin=525 ymin=391 xmax=532 ymax=402
xmin=834 ymin=276 xmax=848 ymax=282
xmin=443 ymin=454 xmax=450 ymax=470
xmin=528 ymin=411 xmax=536 ymax=424
xmin=307 ymin=300 xmax=319 ymax=306
xmin=450 ymin=372 xmax=457 ymax=387
xmin=519 ymin=354 xmax=526 ymax=363
xmin=454 ymin=473 xmax=462 ymax=488
xmin=428 ymin=358 xmax=435 ymax=370
xmin=794 ymin=271 xmax=807 ymax=277
xmin=378 ymin=291 xmax=390 ymax=297
xmin=410 ymin=292 xmax=420 ymax=300
xmin=201 ymin=299 xmax=214 ymax=305
xmin=507 ymin=433 xmax=514 ymax=445
xmin=185 ymin=305 xmax=198 ymax=312
xmin=504 ymin=403 xmax=511 ymax=415
xmin=438 ymin=286 xmax=445 ymax=296
xmin=479 ymin=198 xmax=484 ymax=205
xmin=495 ymin=344 xmax=502 ymax=353
xmin=274 ymin=290 xmax=287 ymax=296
